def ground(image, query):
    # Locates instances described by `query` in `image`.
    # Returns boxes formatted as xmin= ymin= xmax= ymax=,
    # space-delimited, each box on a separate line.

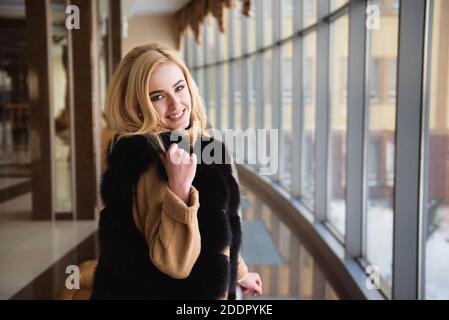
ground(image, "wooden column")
xmin=25 ymin=0 xmax=54 ymax=220
xmin=69 ymin=0 xmax=97 ymax=220
xmin=109 ymin=0 xmax=122 ymax=76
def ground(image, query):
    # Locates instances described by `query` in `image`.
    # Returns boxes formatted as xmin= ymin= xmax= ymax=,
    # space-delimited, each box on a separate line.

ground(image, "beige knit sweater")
xmin=131 ymin=155 xmax=249 ymax=296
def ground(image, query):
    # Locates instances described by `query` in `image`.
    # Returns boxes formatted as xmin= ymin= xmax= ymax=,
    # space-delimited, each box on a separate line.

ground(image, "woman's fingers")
xmin=256 ymin=274 xmax=262 ymax=288
xmin=161 ymin=144 xmax=175 ymax=166
xmin=252 ymin=274 xmax=263 ymax=296
xmin=182 ymin=150 xmax=190 ymax=164
xmin=166 ymin=144 xmax=184 ymax=165
xmin=163 ymin=143 xmax=197 ymax=166
xmin=167 ymin=143 xmax=179 ymax=164
xmin=190 ymin=152 xmax=197 ymax=166
xmin=162 ymin=144 xmax=197 ymax=204
xmin=253 ymin=284 xmax=263 ymax=296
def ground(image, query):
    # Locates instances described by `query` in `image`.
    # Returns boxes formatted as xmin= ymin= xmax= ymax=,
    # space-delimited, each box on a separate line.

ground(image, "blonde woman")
xmin=91 ymin=43 xmax=262 ymax=300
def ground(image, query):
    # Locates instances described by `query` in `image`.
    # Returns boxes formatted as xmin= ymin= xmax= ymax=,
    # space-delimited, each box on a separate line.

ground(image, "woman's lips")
xmin=167 ymin=107 xmax=186 ymax=121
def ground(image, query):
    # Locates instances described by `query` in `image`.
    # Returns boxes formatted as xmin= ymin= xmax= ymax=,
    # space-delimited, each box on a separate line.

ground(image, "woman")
xmin=91 ymin=43 xmax=262 ymax=300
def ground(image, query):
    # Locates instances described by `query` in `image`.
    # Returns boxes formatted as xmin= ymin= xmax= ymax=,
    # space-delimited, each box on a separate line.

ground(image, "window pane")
xmin=234 ymin=0 xmax=242 ymax=57
xmin=261 ymin=49 xmax=273 ymax=177
xmin=196 ymin=68 xmax=204 ymax=105
xmin=222 ymin=64 xmax=229 ymax=129
xmin=197 ymin=26 xmax=204 ymax=65
xmin=264 ymin=50 xmax=273 ymax=128
xmin=234 ymin=60 xmax=242 ymax=129
xmin=425 ymin=0 xmax=449 ymax=300
xmin=327 ymin=15 xmax=349 ymax=237
xmin=264 ymin=0 xmax=273 ymax=46
xmin=282 ymin=0 xmax=294 ymax=38
xmin=331 ymin=0 xmax=349 ymax=11
xmin=281 ymin=41 xmax=293 ymax=191
xmin=220 ymin=6 xmax=229 ymax=61
xmin=248 ymin=56 xmax=257 ymax=166
xmin=301 ymin=32 xmax=317 ymax=208
xmin=206 ymin=15 xmax=216 ymax=64
xmin=303 ymin=0 xmax=317 ymax=28
xmin=364 ymin=0 xmax=399 ymax=290
xmin=203 ymin=68 xmax=209 ymax=115
xmin=248 ymin=0 xmax=257 ymax=52
xmin=208 ymin=67 xmax=216 ymax=128
xmin=249 ymin=56 xmax=256 ymax=129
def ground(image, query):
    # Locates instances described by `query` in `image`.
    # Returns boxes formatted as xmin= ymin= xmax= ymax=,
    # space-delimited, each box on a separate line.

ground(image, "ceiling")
xmin=0 ymin=0 xmax=191 ymax=63
xmin=0 ymin=0 xmax=66 ymax=21
xmin=0 ymin=0 xmax=191 ymax=19
xmin=125 ymin=0 xmax=191 ymax=16
xmin=0 ymin=0 xmax=25 ymax=18
xmin=0 ymin=0 xmax=67 ymax=64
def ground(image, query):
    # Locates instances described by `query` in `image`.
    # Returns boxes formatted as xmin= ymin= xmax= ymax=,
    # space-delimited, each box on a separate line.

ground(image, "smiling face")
xmin=148 ymin=61 xmax=192 ymax=131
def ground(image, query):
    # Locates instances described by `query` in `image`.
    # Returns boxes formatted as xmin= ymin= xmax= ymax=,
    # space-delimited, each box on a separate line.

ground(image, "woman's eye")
xmin=150 ymin=95 xmax=163 ymax=102
xmin=175 ymin=85 xmax=184 ymax=92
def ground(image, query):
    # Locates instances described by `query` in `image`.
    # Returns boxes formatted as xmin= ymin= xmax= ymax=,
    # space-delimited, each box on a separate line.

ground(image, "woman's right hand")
xmin=159 ymin=143 xmax=197 ymax=205
xmin=238 ymin=272 xmax=263 ymax=296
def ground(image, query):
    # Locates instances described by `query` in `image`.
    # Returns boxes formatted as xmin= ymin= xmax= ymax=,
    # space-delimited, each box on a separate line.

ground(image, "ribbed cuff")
xmin=162 ymin=186 xmax=200 ymax=224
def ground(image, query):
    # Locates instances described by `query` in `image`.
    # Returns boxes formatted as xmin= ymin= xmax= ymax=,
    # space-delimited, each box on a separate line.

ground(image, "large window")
xmin=327 ymin=14 xmax=349 ymax=237
xmin=424 ymin=0 xmax=449 ymax=300
xmin=363 ymin=0 xmax=399 ymax=290
xmin=185 ymin=0 xmax=449 ymax=300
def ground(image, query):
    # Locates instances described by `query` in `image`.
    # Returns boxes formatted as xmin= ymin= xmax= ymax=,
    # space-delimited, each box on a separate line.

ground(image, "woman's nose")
xmin=166 ymin=93 xmax=182 ymax=110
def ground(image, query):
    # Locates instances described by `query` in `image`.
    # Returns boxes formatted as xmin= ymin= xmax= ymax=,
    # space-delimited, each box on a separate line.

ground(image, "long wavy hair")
xmin=105 ymin=43 xmax=209 ymax=150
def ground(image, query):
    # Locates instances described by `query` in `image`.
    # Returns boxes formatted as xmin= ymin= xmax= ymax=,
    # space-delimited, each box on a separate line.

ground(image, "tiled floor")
xmin=0 ymin=193 xmax=97 ymax=299
xmin=0 ymin=177 xmax=29 ymax=189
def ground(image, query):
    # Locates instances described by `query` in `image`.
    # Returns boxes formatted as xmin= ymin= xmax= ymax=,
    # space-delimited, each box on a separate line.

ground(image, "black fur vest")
xmin=91 ymin=132 xmax=242 ymax=300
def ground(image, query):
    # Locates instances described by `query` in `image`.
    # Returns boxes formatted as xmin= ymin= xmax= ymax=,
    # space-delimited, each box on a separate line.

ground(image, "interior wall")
xmin=122 ymin=14 xmax=183 ymax=58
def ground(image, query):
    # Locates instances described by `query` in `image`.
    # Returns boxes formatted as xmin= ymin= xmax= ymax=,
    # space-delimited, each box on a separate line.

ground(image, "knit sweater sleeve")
xmin=133 ymin=164 xmax=201 ymax=279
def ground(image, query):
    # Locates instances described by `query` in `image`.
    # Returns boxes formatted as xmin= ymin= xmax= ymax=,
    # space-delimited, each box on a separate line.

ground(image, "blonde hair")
xmin=105 ymin=43 xmax=209 ymax=150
